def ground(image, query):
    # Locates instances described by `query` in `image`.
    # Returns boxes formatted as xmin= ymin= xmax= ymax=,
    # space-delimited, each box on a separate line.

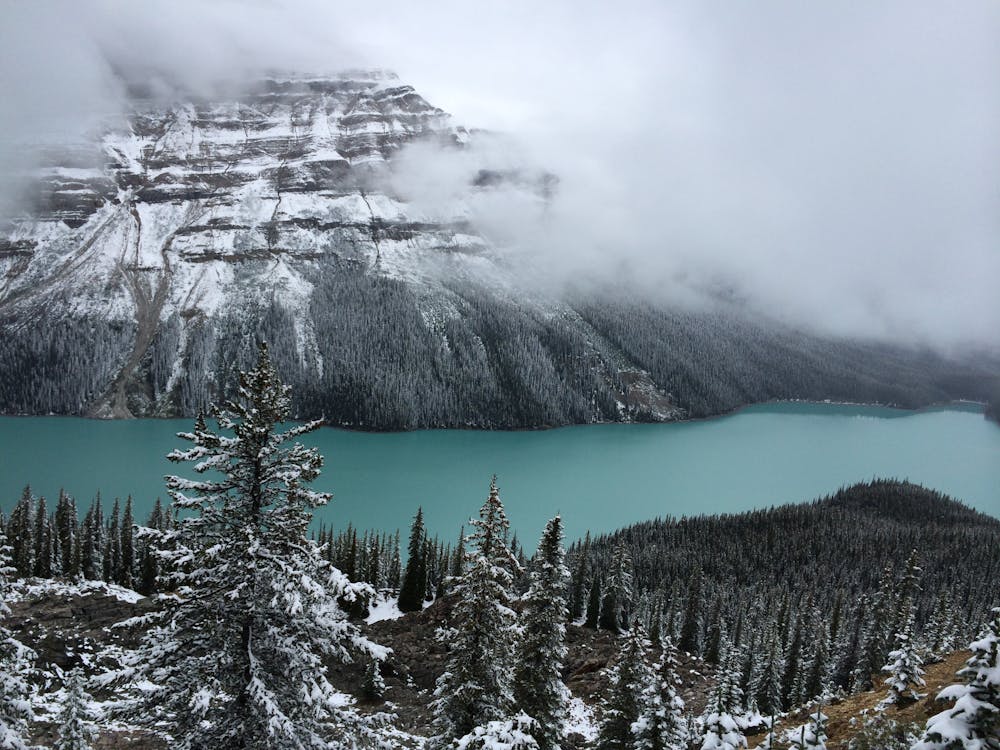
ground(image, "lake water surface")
xmin=1 ymin=402 xmax=997 ymax=544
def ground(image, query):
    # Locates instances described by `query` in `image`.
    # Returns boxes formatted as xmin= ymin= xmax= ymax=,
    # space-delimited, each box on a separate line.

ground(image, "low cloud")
xmin=1 ymin=0 xmax=997 ymax=349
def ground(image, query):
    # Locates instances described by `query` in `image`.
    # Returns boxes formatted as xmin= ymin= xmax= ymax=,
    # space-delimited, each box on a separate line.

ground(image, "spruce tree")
xmin=912 ymin=606 xmax=1000 ymax=750
xmin=679 ymin=569 xmax=703 ymax=655
xmin=120 ymin=497 xmax=135 ymax=589
xmin=54 ymin=490 xmax=78 ymax=578
xmin=782 ymin=615 xmax=805 ymax=708
xmin=33 ymin=496 xmax=49 ymax=579
xmin=853 ymin=564 xmax=895 ymax=692
xmin=701 ymin=637 xmax=747 ymax=750
xmin=880 ymin=614 xmax=925 ymax=708
xmin=585 ymin=574 xmax=601 ymax=629
xmin=362 ymin=659 xmax=386 ymax=702
xmin=398 ymin=507 xmax=427 ymax=612
xmin=635 ymin=634 xmax=687 ymax=750
xmin=786 ymin=705 xmax=828 ymax=750
xmin=568 ymin=533 xmax=590 ymax=622
xmin=432 ymin=476 xmax=521 ymax=746
xmin=54 ymin=667 xmax=96 ymax=750
xmin=514 ymin=515 xmax=571 ymax=750
xmin=752 ymin=629 xmax=784 ymax=716
xmin=453 ymin=714 xmax=542 ymax=750
xmin=0 ymin=526 xmax=33 ymax=750
xmin=599 ymin=541 xmax=633 ymax=633
xmin=117 ymin=343 xmax=387 ymax=749
xmin=597 ymin=621 xmax=655 ymax=750
xmin=7 ymin=489 xmax=33 ymax=578
xmin=102 ymin=498 xmax=120 ymax=583
xmin=880 ymin=555 xmax=925 ymax=708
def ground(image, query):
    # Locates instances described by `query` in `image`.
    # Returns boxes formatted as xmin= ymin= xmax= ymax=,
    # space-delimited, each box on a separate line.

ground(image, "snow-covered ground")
xmin=11 ymin=577 xmax=145 ymax=605
xmin=365 ymin=592 xmax=406 ymax=624
xmin=565 ymin=696 xmax=598 ymax=741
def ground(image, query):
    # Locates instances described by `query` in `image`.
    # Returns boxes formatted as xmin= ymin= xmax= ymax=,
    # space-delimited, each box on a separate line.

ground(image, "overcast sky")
xmin=1 ymin=0 xmax=997 ymax=348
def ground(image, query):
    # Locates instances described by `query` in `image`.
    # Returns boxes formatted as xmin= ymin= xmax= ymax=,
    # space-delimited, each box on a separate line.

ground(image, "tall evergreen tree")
xmin=597 ymin=622 xmax=655 ymax=750
xmin=701 ymin=637 xmax=747 ymax=750
xmin=103 ymin=498 xmax=120 ymax=583
xmin=432 ymin=477 xmax=521 ymax=746
xmin=752 ymin=627 xmax=784 ymax=717
xmin=7 ymin=489 xmax=33 ymax=578
xmin=584 ymin=574 xmax=602 ymax=630
xmin=117 ymin=343 xmax=387 ymax=749
xmin=679 ymin=569 xmax=703 ymax=655
xmin=599 ymin=541 xmax=634 ymax=633
xmin=514 ymin=515 xmax=570 ymax=750
xmin=634 ymin=634 xmax=687 ymax=750
xmin=33 ymin=496 xmax=49 ymax=579
xmin=54 ymin=490 xmax=79 ymax=578
xmin=0 ymin=526 xmax=33 ymax=750
xmin=853 ymin=564 xmax=895 ymax=692
xmin=880 ymin=614 xmax=925 ymax=708
xmin=120 ymin=497 xmax=135 ymax=589
xmin=54 ymin=667 xmax=96 ymax=750
xmin=398 ymin=507 xmax=427 ymax=612
xmin=881 ymin=552 xmax=924 ymax=708
xmin=568 ymin=533 xmax=590 ymax=622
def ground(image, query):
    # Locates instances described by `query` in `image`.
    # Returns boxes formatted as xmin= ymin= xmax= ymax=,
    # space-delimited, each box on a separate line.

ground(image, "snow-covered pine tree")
xmin=120 ymin=497 xmax=135 ymax=589
xmin=804 ymin=623 xmax=831 ymax=703
xmin=701 ymin=637 xmax=747 ymax=750
xmin=853 ymin=564 xmax=895 ymax=692
xmin=398 ymin=507 xmax=426 ymax=612
xmin=597 ymin=621 xmax=655 ymax=750
xmin=880 ymin=555 xmax=925 ymax=709
xmin=634 ymin=633 xmax=687 ymax=750
xmin=785 ymin=704 xmax=827 ymax=750
xmin=431 ymin=476 xmax=521 ymax=746
xmin=568 ymin=533 xmax=590 ymax=622
xmin=848 ymin=711 xmax=918 ymax=750
xmin=454 ymin=713 xmax=541 ymax=750
xmin=925 ymin=591 xmax=958 ymax=660
xmin=600 ymin=541 xmax=634 ymax=633
xmin=62 ymin=492 xmax=80 ymax=577
xmin=514 ymin=515 xmax=571 ymax=750
xmin=33 ymin=496 xmax=50 ymax=579
xmin=879 ymin=614 xmax=925 ymax=708
xmin=362 ymin=658 xmax=386 ymax=702
xmin=54 ymin=667 xmax=96 ymax=750
xmin=116 ymin=342 xmax=388 ymax=749
xmin=679 ymin=569 xmax=703 ymax=655
xmin=754 ymin=716 xmax=779 ymax=750
xmin=0 ymin=526 xmax=33 ymax=750
xmin=585 ymin=574 xmax=601 ymax=629
xmin=752 ymin=628 xmax=784 ymax=717
xmin=7 ymin=489 xmax=33 ymax=578
xmin=912 ymin=606 xmax=1000 ymax=750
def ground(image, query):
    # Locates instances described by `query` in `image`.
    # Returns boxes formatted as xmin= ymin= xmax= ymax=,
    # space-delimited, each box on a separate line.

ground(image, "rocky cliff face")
xmin=0 ymin=71 xmax=995 ymax=428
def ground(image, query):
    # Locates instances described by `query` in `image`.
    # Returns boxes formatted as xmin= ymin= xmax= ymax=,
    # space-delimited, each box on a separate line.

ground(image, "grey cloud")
xmin=1 ymin=0 xmax=996 ymax=348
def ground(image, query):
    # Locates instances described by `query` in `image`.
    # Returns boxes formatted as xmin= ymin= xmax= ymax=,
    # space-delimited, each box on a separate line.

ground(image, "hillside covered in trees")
xmin=2 ymin=366 xmax=998 ymax=750
xmin=2 ymin=70 xmax=997 ymax=431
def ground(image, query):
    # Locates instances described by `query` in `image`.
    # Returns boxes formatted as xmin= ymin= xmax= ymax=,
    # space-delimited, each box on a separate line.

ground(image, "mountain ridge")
xmin=1 ymin=70 xmax=998 ymax=428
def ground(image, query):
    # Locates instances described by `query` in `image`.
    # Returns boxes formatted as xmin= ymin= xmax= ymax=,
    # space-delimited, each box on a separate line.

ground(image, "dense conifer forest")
xmin=0 ymin=350 xmax=998 ymax=748
xmin=2 ymin=274 xmax=998 ymax=428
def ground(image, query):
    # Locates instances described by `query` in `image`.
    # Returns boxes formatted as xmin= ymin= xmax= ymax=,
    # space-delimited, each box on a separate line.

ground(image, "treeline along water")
xmin=0 ymin=402 xmax=997 ymax=542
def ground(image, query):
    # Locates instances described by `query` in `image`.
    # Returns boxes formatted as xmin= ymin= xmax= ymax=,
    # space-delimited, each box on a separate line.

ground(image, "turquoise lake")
xmin=1 ymin=402 xmax=997 ymax=545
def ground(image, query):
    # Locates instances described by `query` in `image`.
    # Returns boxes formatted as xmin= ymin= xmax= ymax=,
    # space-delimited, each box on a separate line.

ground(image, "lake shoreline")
xmin=2 ymin=402 xmax=998 ymax=540
xmin=0 ymin=397 xmax=988 ymax=435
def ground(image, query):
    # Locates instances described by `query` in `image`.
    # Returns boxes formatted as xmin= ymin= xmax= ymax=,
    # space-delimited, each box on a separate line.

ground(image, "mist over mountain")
xmin=0 ymin=1 xmax=997 ymax=427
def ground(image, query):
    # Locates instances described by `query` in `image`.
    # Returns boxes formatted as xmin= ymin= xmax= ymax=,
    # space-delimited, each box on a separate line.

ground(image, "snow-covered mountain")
xmin=0 ymin=71 xmax=995 ymax=428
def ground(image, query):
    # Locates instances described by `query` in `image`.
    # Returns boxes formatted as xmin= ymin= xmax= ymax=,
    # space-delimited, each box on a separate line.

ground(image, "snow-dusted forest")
xmin=1 ymin=347 xmax=998 ymax=749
